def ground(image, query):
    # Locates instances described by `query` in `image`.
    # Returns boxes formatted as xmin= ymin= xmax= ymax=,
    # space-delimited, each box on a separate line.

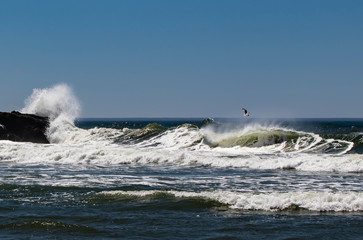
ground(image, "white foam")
xmin=99 ymin=190 xmax=363 ymax=212
xmin=1 ymin=87 xmax=359 ymax=172
xmin=1 ymin=136 xmax=362 ymax=173
xmin=21 ymin=83 xmax=80 ymax=121
xmin=21 ymin=83 xmax=81 ymax=143
xmin=136 ymin=125 xmax=204 ymax=150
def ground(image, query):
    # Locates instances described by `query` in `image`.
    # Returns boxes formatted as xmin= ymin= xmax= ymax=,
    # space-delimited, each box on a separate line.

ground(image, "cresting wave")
xmin=0 ymin=123 xmax=362 ymax=172
xmin=200 ymin=124 xmax=355 ymax=155
xmin=97 ymin=190 xmax=363 ymax=212
xmin=0 ymin=84 xmax=362 ymax=172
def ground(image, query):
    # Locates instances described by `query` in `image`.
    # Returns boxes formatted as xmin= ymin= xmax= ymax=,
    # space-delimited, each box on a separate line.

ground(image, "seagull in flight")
xmin=242 ymin=108 xmax=250 ymax=117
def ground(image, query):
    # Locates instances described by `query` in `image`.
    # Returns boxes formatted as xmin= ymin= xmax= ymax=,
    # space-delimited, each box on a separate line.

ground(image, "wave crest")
xmin=98 ymin=190 xmax=363 ymax=212
xmin=201 ymin=124 xmax=353 ymax=154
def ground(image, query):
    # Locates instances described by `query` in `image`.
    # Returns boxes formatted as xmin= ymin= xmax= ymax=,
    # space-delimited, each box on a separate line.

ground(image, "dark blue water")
xmin=0 ymin=118 xmax=362 ymax=239
xmin=0 ymin=164 xmax=362 ymax=240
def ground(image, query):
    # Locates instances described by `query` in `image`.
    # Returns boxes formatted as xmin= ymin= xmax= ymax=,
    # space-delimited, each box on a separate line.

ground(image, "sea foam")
xmin=98 ymin=190 xmax=363 ymax=212
xmin=0 ymin=84 xmax=359 ymax=173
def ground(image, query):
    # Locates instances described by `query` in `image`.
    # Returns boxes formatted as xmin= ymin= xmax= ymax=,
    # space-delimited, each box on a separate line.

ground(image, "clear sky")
xmin=1 ymin=0 xmax=362 ymax=118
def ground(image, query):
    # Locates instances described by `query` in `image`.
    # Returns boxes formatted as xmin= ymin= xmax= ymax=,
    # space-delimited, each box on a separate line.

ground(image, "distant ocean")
xmin=0 ymin=86 xmax=362 ymax=239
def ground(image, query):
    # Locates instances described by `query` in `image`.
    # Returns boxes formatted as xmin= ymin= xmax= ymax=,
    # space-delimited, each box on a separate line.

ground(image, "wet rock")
xmin=0 ymin=111 xmax=49 ymax=143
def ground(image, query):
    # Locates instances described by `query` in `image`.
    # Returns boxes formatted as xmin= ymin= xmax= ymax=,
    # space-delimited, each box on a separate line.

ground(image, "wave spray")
xmin=21 ymin=83 xmax=81 ymax=143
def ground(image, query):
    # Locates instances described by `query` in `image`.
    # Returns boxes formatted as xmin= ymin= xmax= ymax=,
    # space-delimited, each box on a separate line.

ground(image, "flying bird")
xmin=242 ymin=108 xmax=250 ymax=117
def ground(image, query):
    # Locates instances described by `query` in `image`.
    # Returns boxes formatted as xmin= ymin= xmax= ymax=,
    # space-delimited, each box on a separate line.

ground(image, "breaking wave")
xmin=0 ymin=84 xmax=361 ymax=172
xmin=98 ymin=190 xmax=363 ymax=212
xmin=21 ymin=83 xmax=80 ymax=121
xmin=0 ymin=123 xmax=361 ymax=172
xmin=21 ymin=83 xmax=81 ymax=143
xmin=201 ymin=124 xmax=356 ymax=155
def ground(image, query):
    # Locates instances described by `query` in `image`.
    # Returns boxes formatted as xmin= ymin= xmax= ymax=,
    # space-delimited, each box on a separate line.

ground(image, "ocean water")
xmin=0 ymin=85 xmax=362 ymax=239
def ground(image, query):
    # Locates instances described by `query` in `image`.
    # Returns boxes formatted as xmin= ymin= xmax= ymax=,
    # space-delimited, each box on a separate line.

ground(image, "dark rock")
xmin=0 ymin=111 xmax=49 ymax=143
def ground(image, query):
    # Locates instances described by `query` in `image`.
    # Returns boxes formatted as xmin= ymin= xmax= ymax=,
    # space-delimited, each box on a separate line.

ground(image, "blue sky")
xmin=1 ymin=0 xmax=362 ymax=118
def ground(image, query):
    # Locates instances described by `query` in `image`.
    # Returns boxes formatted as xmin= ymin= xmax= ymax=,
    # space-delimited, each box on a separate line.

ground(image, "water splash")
xmin=21 ymin=83 xmax=80 ymax=121
xmin=21 ymin=84 xmax=81 ymax=143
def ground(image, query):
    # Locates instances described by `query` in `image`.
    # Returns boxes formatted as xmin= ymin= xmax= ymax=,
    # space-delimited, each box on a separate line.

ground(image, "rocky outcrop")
xmin=0 ymin=111 xmax=49 ymax=143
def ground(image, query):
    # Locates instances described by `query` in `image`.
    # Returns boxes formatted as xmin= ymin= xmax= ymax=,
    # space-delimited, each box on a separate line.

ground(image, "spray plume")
xmin=21 ymin=83 xmax=81 ymax=143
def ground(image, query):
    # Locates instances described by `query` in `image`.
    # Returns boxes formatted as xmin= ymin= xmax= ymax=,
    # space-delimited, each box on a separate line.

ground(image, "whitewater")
xmin=0 ymin=84 xmax=362 ymax=239
xmin=3 ymin=84 xmax=360 ymax=172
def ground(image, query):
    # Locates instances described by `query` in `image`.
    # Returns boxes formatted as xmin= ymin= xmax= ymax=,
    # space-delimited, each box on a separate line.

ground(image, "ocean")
xmin=0 ymin=85 xmax=362 ymax=239
xmin=0 ymin=117 xmax=362 ymax=239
